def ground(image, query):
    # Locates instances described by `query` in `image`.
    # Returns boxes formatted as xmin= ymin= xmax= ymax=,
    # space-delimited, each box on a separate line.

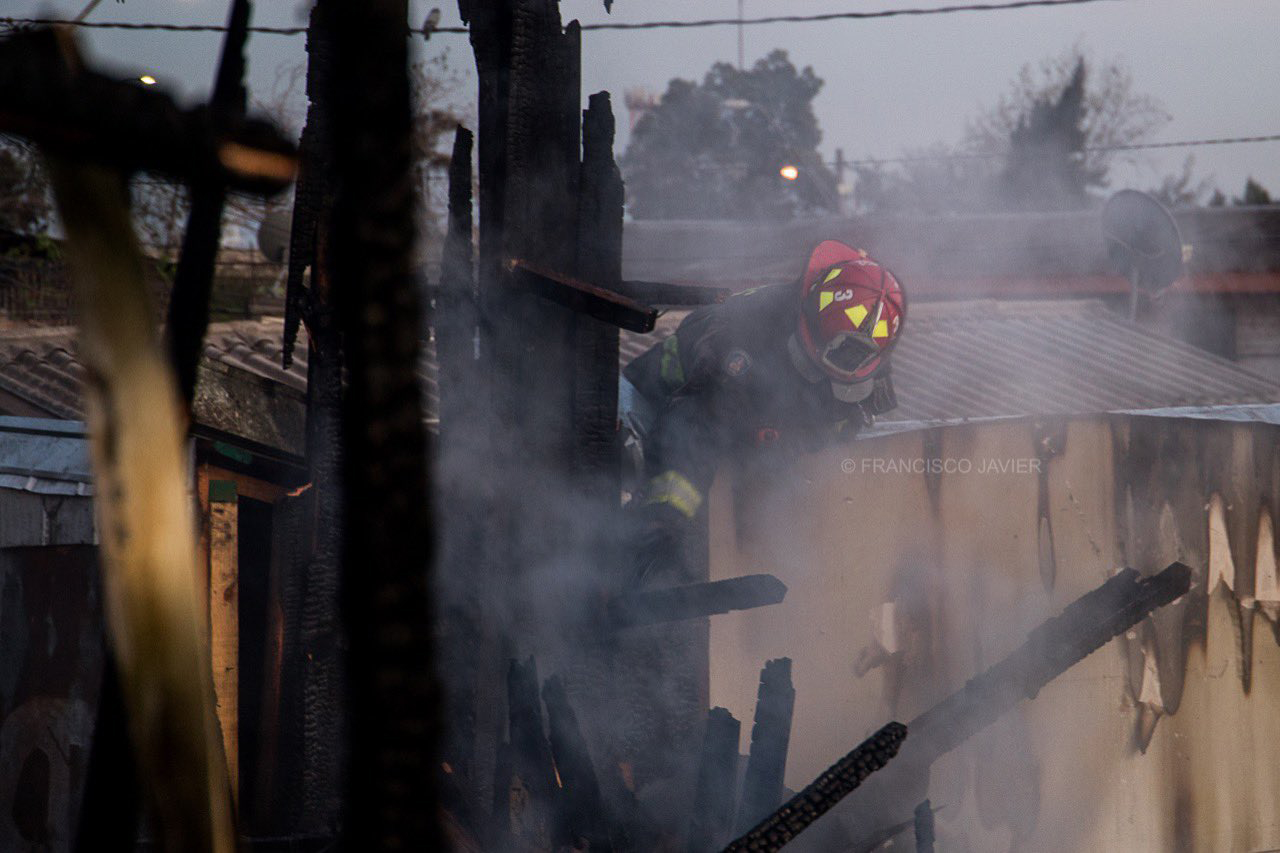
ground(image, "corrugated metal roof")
xmin=618 ymin=299 xmax=1280 ymax=423
xmin=0 ymin=416 xmax=91 ymax=495
xmin=2 ymin=302 xmax=1277 ymax=436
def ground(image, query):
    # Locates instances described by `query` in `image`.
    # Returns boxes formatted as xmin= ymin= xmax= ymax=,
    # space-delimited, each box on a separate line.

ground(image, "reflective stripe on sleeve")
xmin=643 ymin=470 xmax=704 ymax=519
xmin=659 ymin=335 xmax=685 ymax=390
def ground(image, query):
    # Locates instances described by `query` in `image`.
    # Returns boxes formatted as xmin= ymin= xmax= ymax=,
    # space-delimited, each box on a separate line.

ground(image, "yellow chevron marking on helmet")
xmin=823 ymin=267 xmax=843 ymax=285
xmin=873 ymin=318 xmax=889 ymax=339
xmin=846 ymin=304 xmax=868 ymax=328
xmin=819 ymin=291 xmax=835 ymax=311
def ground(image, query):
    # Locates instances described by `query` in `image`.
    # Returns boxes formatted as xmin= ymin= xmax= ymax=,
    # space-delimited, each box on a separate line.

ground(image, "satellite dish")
xmin=1101 ymin=190 xmax=1185 ymax=318
xmin=257 ymin=208 xmax=292 ymax=264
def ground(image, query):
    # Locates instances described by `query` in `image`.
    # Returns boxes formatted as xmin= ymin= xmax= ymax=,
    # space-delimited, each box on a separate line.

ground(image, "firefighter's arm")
xmin=627 ymin=390 xmax=723 ymax=586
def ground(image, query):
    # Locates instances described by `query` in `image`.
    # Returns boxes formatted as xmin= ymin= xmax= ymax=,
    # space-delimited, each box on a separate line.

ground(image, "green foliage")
xmin=1237 ymin=177 xmax=1274 ymax=206
xmin=998 ymin=60 xmax=1100 ymax=209
xmin=0 ymin=140 xmax=53 ymax=237
xmin=622 ymin=50 xmax=836 ymax=220
xmin=855 ymin=47 xmax=1170 ymax=214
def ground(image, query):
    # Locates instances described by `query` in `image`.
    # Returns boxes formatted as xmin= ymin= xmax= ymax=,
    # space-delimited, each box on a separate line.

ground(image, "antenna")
xmin=1101 ymin=190 xmax=1185 ymax=321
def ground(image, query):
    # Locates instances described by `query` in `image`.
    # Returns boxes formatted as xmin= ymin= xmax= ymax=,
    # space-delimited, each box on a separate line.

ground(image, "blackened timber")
xmin=842 ymin=563 xmax=1195 ymax=853
xmin=906 ymin=563 xmax=1192 ymax=762
xmin=543 ymin=675 xmax=611 ymax=850
xmin=509 ymin=259 xmax=658 ymax=333
xmin=435 ymin=124 xmax=482 ymax=812
xmin=289 ymin=1 xmax=344 ymax=835
xmin=459 ymin=0 xmax=513 ymax=826
xmin=506 ymin=657 xmax=557 ymax=848
xmin=616 ymin=280 xmax=732 ymax=307
xmin=573 ymin=91 xmax=625 ymax=497
xmin=688 ymin=707 xmax=741 ymax=853
xmin=609 ymin=574 xmax=787 ymax=628
xmin=282 ymin=0 xmax=335 ymax=369
xmin=436 ymin=125 xmax=477 ymax=435
xmin=327 ymin=0 xmax=442 ymax=847
xmin=735 ymin=658 xmax=795 ymax=835
xmin=721 ymin=722 xmax=908 ymax=853
xmin=164 ymin=0 xmax=250 ymax=407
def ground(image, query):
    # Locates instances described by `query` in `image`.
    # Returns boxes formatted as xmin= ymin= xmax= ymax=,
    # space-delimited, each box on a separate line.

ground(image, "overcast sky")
xmin=11 ymin=0 xmax=1280 ymax=199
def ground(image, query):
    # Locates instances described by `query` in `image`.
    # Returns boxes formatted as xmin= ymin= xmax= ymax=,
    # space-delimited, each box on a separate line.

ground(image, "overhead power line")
xmin=0 ymin=0 xmax=1121 ymax=37
xmin=836 ymin=133 xmax=1280 ymax=167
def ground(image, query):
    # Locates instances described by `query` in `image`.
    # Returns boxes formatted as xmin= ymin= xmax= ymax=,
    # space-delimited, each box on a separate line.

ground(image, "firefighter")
xmin=620 ymin=240 xmax=906 ymax=584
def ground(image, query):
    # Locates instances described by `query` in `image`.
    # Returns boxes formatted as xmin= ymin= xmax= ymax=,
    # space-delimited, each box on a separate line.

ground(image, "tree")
xmin=854 ymin=47 xmax=1170 ymax=214
xmin=622 ymin=50 xmax=836 ymax=220
xmin=0 ymin=138 xmax=53 ymax=237
xmin=1236 ymin=177 xmax=1274 ymax=206
xmin=1147 ymin=155 xmax=1215 ymax=209
xmin=997 ymin=59 xmax=1098 ymax=209
xmin=965 ymin=46 xmax=1170 ymax=194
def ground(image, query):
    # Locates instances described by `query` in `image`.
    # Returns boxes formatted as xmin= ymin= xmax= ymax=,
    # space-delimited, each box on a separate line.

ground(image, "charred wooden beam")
xmin=735 ymin=658 xmax=795 ymax=835
xmin=908 ymin=563 xmax=1191 ymax=762
xmin=688 ymin=707 xmax=741 ymax=853
xmin=609 ymin=574 xmax=787 ymax=628
xmin=573 ymin=90 xmax=625 ymax=497
xmin=543 ymin=675 xmax=611 ymax=851
xmin=721 ymin=722 xmax=908 ymax=853
xmin=164 ymin=0 xmax=251 ymax=407
xmin=509 ymin=259 xmax=658 ymax=333
xmin=616 ymin=280 xmax=732 ymax=307
xmin=504 ymin=657 xmax=557 ymax=848
xmin=327 ymin=0 xmax=442 ymax=847
xmin=0 ymin=28 xmax=294 ymax=193
xmin=843 ymin=562 xmax=1194 ymax=853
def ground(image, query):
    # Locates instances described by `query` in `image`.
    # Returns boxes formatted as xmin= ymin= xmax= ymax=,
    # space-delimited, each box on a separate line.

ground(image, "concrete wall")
xmin=708 ymin=414 xmax=1280 ymax=851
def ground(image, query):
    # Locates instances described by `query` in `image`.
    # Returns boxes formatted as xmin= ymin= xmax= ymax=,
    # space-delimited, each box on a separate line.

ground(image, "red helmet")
xmin=797 ymin=240 xmax=906 ymax=396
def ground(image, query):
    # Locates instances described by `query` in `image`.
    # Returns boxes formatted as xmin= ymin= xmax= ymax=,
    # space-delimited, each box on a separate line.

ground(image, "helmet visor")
xmin=821 ymin=332 xmax=880 ymax=377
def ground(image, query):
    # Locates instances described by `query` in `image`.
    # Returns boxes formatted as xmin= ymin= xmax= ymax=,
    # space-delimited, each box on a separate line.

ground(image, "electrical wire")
xmin=0 ymin=0 xmax=1121 ymax=37
xmin=833 ymin=133 xmax=1280 ymax=168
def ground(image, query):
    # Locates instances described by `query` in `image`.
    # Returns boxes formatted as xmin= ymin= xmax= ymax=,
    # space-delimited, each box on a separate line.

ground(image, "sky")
xmin=6 ymin=0 xmax=1279 ymax=201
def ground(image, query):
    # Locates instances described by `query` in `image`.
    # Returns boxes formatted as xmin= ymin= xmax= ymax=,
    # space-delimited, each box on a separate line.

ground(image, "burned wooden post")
xmin=499 ymin=657 xmax=558 ymax=848
xmin=326 ymin=0 xmax=442 ymax=847
xmin=163 ymin=0 xmax=250 ymax=408
xmin=687 ymin=707 xmax=741 ymax=853
xmin=722 ymin=722 xmax=908 ymax=853
xmin=280 ymin=0 xmax=347 ymax=836
xmin=543 ymin=675 xmax=610 ymax=850
xmin=735 ymin=658 xmax=796 ymax=836
xmin=434 ymin=124 xmax=488 ymax=825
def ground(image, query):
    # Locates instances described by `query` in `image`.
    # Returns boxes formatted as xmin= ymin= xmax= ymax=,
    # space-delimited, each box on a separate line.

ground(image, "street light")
xmin=779 ymin=164 xmax=799 ymax=181
xmin=138 ymin=74 xmax=157 ymax=86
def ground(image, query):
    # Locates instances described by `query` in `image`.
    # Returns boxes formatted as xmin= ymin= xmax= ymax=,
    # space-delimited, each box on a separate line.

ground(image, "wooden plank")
xmin=196 ymin=464 xmax=212 ymax=650
xmin=46 ymin=152 xmax=235 ymax=850
xmin=203 ymin=463 xmax=289 ymax=504
xmin=209 ymin=479 xmax=239 ymax=804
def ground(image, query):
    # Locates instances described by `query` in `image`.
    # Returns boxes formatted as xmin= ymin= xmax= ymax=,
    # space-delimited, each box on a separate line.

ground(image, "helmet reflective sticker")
xmin=797 ymin=240 xmax=906 ymax=385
